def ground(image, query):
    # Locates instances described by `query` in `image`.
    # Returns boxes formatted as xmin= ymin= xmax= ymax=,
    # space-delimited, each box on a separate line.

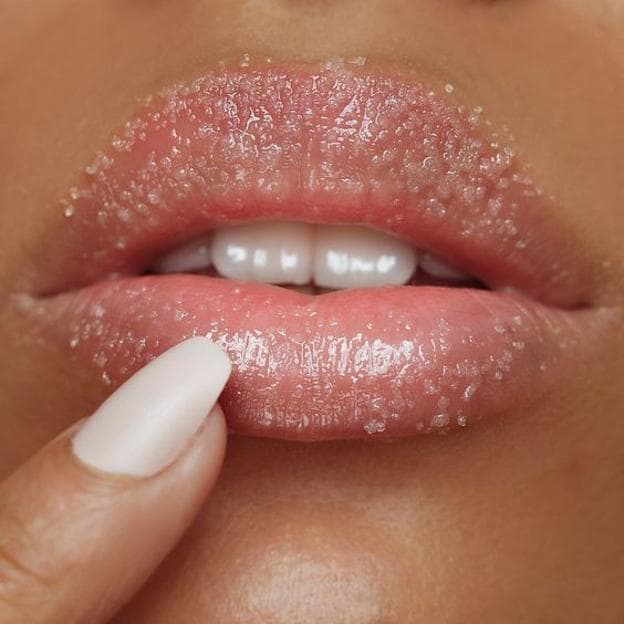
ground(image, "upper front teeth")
xmin=212 ymin=222 xmax=314 ymax=285
xmin=314 ymin=224 xmax=415 ymax=289
xmin=154 ymin=221 xmax=462 ymax=290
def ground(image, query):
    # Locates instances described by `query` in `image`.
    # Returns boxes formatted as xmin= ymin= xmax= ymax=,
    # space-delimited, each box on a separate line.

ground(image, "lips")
xmin=16 ymin=59 xmax=617 ymax=440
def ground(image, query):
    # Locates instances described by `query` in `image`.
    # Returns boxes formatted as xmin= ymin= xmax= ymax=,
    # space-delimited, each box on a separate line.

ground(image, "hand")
xmin=0 ymin=337 xmax=231 ymax=624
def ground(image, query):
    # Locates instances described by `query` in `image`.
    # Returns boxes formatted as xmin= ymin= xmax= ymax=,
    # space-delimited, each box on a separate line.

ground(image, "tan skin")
xmin=1 ymin=1 xmax=624 ymax=621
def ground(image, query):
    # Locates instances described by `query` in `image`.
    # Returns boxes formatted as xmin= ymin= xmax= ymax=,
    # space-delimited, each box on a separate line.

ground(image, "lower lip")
xmin=24 ymin=276 xmax=615 ymax=441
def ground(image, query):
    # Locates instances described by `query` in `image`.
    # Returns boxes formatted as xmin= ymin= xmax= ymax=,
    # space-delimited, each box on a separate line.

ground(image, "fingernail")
xmin=72 ymin=337 xmax=231 ymax=477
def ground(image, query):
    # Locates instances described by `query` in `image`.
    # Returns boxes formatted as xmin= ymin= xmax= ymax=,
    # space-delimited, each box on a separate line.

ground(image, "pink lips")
xmin=18 ymin=60 xmax=615 ymax=440
xmin=33 ymin=276 xmax=610 ymax=440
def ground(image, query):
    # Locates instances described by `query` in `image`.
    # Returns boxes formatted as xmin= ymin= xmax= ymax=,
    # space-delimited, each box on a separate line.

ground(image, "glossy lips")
xmin=18 ymin=59 xmax=615 ymax=440
xmin=28 ymin=276 xmax=613 ymax=439
xmin=32 ymin=59 xmax=595 ymax=305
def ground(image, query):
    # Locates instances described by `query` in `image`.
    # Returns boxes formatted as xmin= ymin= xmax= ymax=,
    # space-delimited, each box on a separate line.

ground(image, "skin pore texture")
xmin=1 ymin=0 xmax=624 ymax=621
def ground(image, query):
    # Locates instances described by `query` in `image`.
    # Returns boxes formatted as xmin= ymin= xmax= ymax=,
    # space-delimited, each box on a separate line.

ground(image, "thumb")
xmin=0 ymin=337 xmax=231 ymax=624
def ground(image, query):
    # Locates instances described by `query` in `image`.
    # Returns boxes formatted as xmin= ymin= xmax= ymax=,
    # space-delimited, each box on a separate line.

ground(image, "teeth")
xmin=153 ymin=222 xmax=472 ymax=290
xmin=419 ymin=252 xmax=471 ymax=282
xmin=153 ymin=236 xmax=212 ymax=274
xmin=210 ymin=222 xmax=416 ymax=288
xmin=212 ymin=222 xmax=313 ymax=285
xmin=313 ymin=224 xmax=417 ymax=289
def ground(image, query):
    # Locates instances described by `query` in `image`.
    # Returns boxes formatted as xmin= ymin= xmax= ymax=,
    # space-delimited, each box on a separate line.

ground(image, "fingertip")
xmin=72 ymin=337 xmax=232 ymax=478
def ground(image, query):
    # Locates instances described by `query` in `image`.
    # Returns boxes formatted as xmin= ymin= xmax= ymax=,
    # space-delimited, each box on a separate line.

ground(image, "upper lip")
xmin=23 ymin=59 xmax=598 ymax=308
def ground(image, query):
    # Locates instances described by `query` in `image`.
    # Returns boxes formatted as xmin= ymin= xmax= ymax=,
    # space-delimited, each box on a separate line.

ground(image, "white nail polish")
xmin=72 ymin=337 xmax=231 ymax=477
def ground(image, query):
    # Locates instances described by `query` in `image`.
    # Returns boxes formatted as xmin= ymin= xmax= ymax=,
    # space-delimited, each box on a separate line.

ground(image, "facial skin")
xmin=1 ymin=1 xmax=624 ymax=621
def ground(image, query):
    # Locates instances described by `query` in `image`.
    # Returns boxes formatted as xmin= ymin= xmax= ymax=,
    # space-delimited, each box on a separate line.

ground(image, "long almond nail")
xmin=72 ymin=337 xmax=231 ymax=477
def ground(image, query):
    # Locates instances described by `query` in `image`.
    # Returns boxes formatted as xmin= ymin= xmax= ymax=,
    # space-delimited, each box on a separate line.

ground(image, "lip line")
xmin=26 ymin=59 xmax=598 ymax=309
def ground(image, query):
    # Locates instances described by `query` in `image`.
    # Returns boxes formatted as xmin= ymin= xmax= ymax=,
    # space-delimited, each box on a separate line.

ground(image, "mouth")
xmin=17 ymin=58 xmax=617 ymax=441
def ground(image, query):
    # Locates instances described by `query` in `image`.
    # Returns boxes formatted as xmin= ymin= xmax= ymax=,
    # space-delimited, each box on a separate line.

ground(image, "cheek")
xmin=0 ymin=309 xmax=107 ymax=475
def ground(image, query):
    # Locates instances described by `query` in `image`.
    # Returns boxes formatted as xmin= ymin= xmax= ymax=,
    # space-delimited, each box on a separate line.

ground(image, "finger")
xmin=0 ymin=337 xmax=231 ymax=624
